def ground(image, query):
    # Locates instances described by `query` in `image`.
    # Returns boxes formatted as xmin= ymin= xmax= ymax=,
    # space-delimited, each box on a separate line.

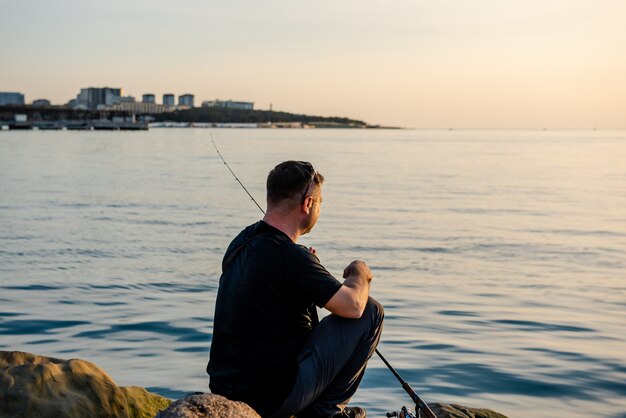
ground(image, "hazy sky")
xmin=2 ymin=0 xmax=625 ymax=128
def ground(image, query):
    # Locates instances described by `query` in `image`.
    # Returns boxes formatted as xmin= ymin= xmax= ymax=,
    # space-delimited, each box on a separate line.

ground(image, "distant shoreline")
xmin=0 ymin=104 xmax=402 ymax=131
xmin=149 ymin=121 xmax=403 ymax=129
xmin=0 ymin=121 xmax=403 ymax=131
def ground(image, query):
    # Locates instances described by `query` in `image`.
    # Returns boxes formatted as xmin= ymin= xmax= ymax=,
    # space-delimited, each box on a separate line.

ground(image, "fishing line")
xmin=211 ymin=136 xmax=437 ymax=418
xmin=211 ymin=135 xmax=265 ymax=215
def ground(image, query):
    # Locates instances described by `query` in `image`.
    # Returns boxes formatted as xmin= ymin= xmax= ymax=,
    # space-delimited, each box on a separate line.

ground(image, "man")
xmin=207 ymin=161 xmax=384 ymax=418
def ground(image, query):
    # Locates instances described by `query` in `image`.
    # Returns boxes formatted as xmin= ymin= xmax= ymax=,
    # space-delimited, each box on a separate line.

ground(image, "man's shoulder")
xmin=281 ymin=241 xmax=322 ymax=269
xmin=227 ymin=221 xmax=292 ymax=253
xmin=226 ymin=222 xmax=258 ymax=249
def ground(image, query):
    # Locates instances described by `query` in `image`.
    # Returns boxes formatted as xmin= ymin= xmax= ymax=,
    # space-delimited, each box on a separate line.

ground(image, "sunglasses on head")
xmin=298 ymin=164 xmax=316 ymax=204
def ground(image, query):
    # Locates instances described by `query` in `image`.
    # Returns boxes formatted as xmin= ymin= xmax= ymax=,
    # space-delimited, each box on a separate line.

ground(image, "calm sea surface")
xmin=1 ymin=129 xmax=625 ymax=418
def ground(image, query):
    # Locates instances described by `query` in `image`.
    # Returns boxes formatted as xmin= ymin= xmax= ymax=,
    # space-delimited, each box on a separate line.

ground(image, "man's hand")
xmin=343 ymin=260 xmax=372 ymax=283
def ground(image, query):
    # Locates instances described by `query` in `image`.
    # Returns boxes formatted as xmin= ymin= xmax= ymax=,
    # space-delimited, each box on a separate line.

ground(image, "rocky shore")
xmin=0 ymin=351 xmax=508 ymax=418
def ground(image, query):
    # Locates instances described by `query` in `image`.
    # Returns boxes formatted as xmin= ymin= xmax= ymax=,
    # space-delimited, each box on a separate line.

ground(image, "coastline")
xmin=0 ymin=104 xmax=402 ymax=131
xmin=0 ymin=120 xmax=401 ymax=131
xmin=1 ymin=350 xmax=509 ymax=418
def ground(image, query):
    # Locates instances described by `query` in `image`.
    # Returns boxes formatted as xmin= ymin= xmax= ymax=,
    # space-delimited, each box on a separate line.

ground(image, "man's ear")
xmin=303 ymin=196 xmax=313 ymax=214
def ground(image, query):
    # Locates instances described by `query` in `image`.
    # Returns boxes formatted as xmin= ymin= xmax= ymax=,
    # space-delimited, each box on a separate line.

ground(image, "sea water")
xmin=1 ymin=129 xmax=625 ymax=418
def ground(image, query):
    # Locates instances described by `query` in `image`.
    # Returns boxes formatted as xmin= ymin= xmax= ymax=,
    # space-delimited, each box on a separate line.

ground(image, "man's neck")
xmin=262 ymin=211 xmax=301 ymax=243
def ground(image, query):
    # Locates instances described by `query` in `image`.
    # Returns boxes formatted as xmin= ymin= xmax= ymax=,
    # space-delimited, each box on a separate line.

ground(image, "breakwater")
xmin=2 ymin=120 xmax=148 ymax=130
xmin=0 ymin=105 xmax=148 ymax=130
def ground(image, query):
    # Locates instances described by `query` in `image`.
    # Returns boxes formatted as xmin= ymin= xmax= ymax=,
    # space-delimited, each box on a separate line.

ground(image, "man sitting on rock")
xmin=207 ymin=160 xmax=384 ymax=418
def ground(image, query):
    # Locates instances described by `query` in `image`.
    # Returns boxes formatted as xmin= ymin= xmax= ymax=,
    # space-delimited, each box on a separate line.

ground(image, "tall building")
xmin=0 ymin=92 xmax=25 ymax=106
xmin=202 ymin=99 xmax=254 ymax=110
xmin=32 ymin=99 xmax=51 ymax=107
xmin=142 ymin=94 xmax=155 ymax=104
xmin=109 ymin=102 xmax=169 ymax=114
xmin=178 ymin=94 xmax=194 ymax=107
xmin=163 ymin=94 xmax=175 ymax=106
xmin=75 ymin=87 xmax=122 ymax=109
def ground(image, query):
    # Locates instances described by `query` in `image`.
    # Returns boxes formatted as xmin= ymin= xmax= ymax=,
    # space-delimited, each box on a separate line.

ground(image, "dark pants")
xmin=269 ymin=297 xmax=384 ymax=418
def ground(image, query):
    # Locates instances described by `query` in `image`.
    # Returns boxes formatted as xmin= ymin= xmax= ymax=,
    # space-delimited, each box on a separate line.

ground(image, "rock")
xmin=154 ymin=396 xmax=508 ymax=418
xmin=156 ymin=393 xmax=261 ymax=418
xmin=429 ymin=403 xmax=508 ymax=418
xmin=0 ymin=351 xmax=508 ymax=418
xmin=0 ymin=351 xmax=171 ymax=418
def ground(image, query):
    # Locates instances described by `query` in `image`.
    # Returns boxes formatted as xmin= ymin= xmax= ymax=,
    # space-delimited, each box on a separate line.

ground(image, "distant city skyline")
xmin=2 ymin=86 xmax=258 ymax=112
xmin=1 ymin=87 xmax=237 ymax=108
xmin=1 ymin=0 xmax=625 ymax=129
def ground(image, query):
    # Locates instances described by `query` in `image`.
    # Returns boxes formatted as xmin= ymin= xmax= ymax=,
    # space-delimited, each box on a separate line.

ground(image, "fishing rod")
xmin=211 ymin=137 xmax=437 ymax=418
xmin=376 ymin=349 xmax=437 ymax=418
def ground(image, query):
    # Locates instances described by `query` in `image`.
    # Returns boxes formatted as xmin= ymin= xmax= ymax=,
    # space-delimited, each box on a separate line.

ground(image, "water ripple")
xmin=465 ymin=319 xmax=595 ymax=333
xmin=0 ymin=319 xmax=89 ymax=335
xmin=0 ymin=312 xmax=24 ymax=317
xmin=0 ymin=284 xmax=66 ymax=291
xmin=363 ymin=363 xmax=586 ymax=398
xmin=493 ymin=319 xmax=595 ymax=333
xmin=145 ymin=387 xmax=191 ymax=400
xmin=437 ymin=310 xmax=479 ymax=317
xmin=73 ymin=321 xmax=212 ymax=343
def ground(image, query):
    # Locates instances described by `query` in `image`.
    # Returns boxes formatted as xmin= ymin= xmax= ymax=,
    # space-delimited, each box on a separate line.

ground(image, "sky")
xmin=1 ymin=0 xmax=625 ymax=129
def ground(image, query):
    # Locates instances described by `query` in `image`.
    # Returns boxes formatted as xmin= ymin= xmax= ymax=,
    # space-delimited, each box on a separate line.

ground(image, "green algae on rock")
xmin=0 ymin=351 xmax=171 ymax=418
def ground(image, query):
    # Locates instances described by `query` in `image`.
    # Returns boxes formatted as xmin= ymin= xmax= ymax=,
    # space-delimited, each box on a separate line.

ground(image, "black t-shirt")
xmin=207 ymin=221 xmax=342 ymax=416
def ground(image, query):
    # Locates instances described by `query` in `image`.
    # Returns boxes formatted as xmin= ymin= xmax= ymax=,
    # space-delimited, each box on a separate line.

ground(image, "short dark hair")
xmin=266 ymin=161 xmax=324 ymax=205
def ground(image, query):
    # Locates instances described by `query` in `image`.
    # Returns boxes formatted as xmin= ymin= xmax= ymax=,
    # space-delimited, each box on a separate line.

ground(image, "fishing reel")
xmin=386 ymin=405 xmax=417 ymax=418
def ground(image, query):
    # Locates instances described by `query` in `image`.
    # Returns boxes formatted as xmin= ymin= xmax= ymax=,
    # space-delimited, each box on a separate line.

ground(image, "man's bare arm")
xmin=324 ymin=260 xmax=372 ymax=319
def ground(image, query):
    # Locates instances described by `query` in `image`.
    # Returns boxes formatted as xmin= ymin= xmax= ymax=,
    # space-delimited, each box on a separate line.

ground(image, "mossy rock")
xmin=0 ymin=351 xmax=171 ymax=418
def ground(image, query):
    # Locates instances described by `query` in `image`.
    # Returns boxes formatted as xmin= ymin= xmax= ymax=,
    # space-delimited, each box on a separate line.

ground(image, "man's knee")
xmin=365 ymin=297 xmax=384 ymax=326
